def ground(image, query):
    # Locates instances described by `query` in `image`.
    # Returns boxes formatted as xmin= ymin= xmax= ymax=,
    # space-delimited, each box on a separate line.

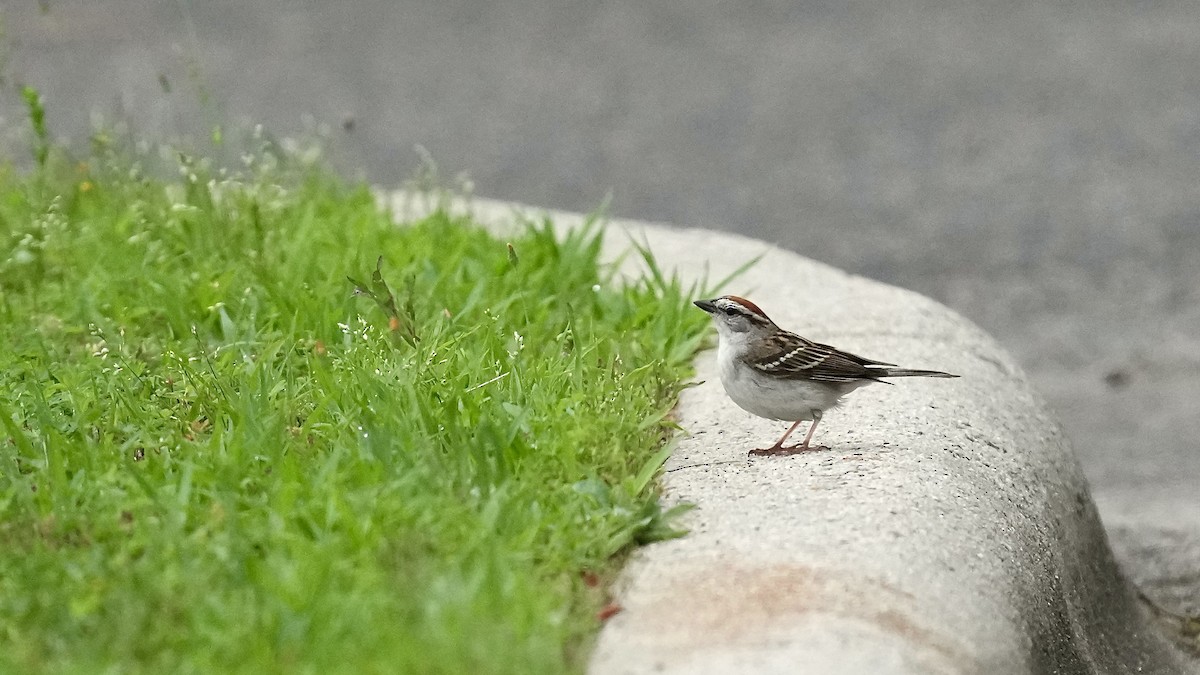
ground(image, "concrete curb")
xmin=390 ymin=194 xmax=1192 ymax=674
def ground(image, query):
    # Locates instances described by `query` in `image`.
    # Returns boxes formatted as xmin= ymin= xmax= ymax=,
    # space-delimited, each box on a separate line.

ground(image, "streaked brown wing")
xmin=748 ymin=332 xmax=895 ymax=383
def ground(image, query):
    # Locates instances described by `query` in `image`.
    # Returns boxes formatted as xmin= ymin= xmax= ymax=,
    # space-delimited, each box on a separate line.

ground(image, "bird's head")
xmin=693 ymin=295 xmax=776 ymax=344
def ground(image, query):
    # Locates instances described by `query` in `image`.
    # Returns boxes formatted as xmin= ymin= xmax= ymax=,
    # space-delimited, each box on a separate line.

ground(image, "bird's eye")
xmin=721 ymin=306 xmax=736 ymax=316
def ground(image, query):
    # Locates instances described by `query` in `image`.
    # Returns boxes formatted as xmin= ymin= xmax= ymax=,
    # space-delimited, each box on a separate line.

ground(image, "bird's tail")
xmin=879 ymin=368 xmax=958 ymax=378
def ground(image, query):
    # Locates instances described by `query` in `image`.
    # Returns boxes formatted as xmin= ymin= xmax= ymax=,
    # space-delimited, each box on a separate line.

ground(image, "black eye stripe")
xmin=717 ymin=303 xmax=770 ymax=326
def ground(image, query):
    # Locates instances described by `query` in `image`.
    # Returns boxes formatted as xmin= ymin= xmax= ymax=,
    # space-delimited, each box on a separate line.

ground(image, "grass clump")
xmin=0 ymin=117 xmax=710 ymax=672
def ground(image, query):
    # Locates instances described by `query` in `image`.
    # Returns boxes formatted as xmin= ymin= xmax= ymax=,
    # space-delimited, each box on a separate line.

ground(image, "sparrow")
xmin=694 ymin=295 xmax=959 ymax=455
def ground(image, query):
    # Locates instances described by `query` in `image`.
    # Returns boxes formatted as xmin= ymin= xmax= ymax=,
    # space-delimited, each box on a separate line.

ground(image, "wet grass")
xmin=0 ymin=92 xmax=711 ymax=673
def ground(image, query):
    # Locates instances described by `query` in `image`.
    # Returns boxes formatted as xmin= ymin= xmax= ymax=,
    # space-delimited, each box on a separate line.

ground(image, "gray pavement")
xmin=3 ymin=0 xmax=1197 ymax=623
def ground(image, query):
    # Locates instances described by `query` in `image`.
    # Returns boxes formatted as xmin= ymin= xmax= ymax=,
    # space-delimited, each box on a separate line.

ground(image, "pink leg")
xmin=749 ymin=419 xmax=804 ymax=455
xmin=794 ymin=417 xmax=822 ymax=451
xmin=749 ymin=411 xmax=828 ymax=456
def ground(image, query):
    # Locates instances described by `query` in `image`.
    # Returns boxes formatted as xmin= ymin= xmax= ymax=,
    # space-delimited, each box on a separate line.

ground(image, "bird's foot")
xmin=748 ymin=444 xmax=828 ymax=457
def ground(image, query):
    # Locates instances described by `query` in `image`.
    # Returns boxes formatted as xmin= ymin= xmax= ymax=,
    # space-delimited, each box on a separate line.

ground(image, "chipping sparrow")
xmin=694 ymin=295 xmax=959 ymax=456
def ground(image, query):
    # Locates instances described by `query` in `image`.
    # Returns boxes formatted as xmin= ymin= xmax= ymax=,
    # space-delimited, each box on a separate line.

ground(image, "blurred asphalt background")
xmin=2 ymin=1 xmax=1197 ymax=614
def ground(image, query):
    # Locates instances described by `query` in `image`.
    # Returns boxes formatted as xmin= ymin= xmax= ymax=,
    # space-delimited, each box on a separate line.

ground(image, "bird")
xmin=693 ymin=295 xmax=959 ymax=456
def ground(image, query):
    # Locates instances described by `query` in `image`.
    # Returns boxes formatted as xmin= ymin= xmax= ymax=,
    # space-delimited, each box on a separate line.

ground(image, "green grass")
xmin=0 ymin=114 xmax=712 ymax=672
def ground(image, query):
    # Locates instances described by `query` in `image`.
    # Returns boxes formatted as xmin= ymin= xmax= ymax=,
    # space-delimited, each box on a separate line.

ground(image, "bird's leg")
xmin=749 ymin=411 xmax=828 ymax=456
xmin=788 ymin=410 xmax=828 ymax=453
xmin=749 ymin=419 xmax=804 ymax=456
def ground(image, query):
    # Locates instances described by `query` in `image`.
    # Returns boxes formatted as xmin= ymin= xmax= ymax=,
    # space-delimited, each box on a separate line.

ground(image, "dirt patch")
xmin=624 ymin=561 xmax=979 ymax=673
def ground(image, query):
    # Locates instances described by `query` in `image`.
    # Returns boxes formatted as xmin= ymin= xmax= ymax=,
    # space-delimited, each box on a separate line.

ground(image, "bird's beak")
xmin=693 ymin=299 xmax=717 ymax=314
